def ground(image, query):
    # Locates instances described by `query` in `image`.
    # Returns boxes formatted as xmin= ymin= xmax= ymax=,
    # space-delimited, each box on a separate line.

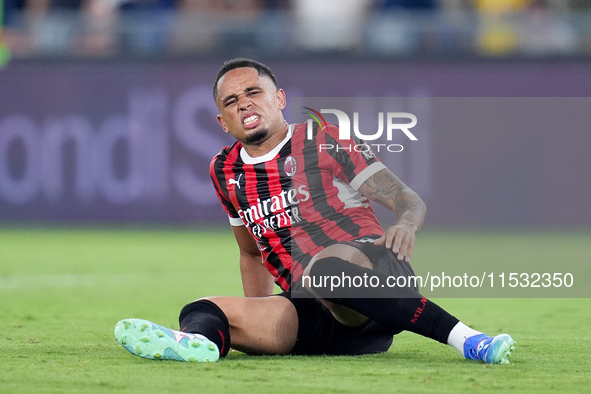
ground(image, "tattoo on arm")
xmin=362 ymin=170 xmax=402 ymax=210
xmin=360 ymin=169 xmax=426 ymax=229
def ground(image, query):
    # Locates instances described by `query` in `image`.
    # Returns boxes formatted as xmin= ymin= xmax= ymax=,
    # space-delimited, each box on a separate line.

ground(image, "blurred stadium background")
xmin=1 ymin=3 xmax=590 ymax=392
xmin=1 ymin=0 xmax=590 ymax=229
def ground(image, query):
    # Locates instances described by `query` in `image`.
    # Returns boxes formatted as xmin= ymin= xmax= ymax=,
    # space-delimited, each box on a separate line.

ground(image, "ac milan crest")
xmin=284 ymin=155 xmax=297 ymax=177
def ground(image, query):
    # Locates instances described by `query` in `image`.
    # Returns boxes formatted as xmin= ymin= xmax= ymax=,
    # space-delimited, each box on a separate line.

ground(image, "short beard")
xmin=244 ymin=128 xmax=269 ymax=145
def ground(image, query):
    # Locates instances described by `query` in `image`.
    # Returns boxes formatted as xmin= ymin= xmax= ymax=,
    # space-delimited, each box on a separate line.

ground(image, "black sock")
xmin=179 ymin=299 xmax=231 ymax=357
xmin=308 ymin=257 xmax=459 ymax=344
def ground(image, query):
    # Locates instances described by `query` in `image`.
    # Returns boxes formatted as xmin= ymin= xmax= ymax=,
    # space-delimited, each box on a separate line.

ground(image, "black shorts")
xmin=276 ymin=235 xmax=418 ymax=356
xmin=275 ymin=290 xmax=394 ymax=356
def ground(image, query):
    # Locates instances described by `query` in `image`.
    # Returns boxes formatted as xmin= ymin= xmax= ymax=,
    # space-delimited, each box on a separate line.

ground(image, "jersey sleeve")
xmin=209 ymin=155 xmax=244 ymax=226
xmin=320 ymin=124 xmax=387 ymax=190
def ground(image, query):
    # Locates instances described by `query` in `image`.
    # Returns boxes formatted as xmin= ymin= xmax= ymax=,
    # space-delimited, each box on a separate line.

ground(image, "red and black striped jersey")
xmin=210 ymin=123 xmax=386 ymax=291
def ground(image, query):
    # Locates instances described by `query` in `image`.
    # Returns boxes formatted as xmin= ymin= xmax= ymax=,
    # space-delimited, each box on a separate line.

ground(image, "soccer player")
xmin=114 ymin=58 xmax=515 ymax=364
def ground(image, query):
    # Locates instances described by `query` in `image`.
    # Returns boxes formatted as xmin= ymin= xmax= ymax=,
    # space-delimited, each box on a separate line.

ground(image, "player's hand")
xmin=374 ymin=222 xmax=417 ymax=263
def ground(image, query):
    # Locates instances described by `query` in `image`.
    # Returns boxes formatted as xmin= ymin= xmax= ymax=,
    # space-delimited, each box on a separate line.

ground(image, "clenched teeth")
xmin=243 ymin=115 xmax=259 ymax=125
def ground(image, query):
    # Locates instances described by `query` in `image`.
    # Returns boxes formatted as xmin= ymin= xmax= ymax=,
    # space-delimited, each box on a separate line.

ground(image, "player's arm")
xmin=232 ymin=225 xmax=275 ymax=297
xmin=358 ymin=168 xmax=426 ymax=263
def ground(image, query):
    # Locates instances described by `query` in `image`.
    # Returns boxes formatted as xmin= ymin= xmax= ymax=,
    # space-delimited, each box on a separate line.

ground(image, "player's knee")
xmin=303 ymin=256 xmax=350 ymax=292
xmin=302 ymin=260 xmax=314 ymax=279
xmin=302 ymin=257 xmax=322 ymax=291
xmin=304 ymin=245 xmax=372 ymax=284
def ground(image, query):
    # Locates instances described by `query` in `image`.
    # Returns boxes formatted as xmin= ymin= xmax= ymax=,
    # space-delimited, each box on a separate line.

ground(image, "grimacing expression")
xmin=215 ymin=67 xmax=286 ymax=145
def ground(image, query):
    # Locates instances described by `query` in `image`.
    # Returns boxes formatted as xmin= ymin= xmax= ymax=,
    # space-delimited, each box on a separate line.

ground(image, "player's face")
xmin=215 ymin=67 xmax=286 ymax=145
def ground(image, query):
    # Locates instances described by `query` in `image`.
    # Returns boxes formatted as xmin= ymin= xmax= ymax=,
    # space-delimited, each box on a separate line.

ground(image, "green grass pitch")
xmin=1 ymin=227 xmax=589 ymax=393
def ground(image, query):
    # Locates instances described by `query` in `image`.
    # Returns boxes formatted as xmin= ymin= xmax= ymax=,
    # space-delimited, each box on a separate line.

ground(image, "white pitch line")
xmin=0 ymin=273 xmax=150 ymax=290
xmin=0 ymin=274 xmax=98 ymax=290
xmin=0 ymin=273 xmax=176 ymax=291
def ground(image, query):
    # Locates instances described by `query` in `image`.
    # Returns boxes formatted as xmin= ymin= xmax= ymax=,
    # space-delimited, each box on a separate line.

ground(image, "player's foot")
xmin=463 ymin=333 xmax=515 ymax=364
xmin=114 ymin=318 xmax=219 ymax=362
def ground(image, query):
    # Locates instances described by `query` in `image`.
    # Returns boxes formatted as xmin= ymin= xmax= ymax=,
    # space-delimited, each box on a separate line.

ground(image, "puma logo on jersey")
xmin=228 ymin=173 xmax=243 ymax=189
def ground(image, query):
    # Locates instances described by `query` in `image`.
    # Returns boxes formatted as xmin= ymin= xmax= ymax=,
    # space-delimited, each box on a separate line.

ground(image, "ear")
xmin=217 ymin=114 xmax=230 ymax=133
xmin=276 ymin=89 xmax=287 ymax=110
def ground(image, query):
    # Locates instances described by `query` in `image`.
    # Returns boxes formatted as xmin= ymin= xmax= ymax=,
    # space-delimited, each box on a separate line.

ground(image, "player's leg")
xmin=303 ymin=241 xmax=515 ymax=364
xmin=193 ymin=295 xmax=298 ymax=355
xmin=115 ymin=295 xmax=298 ymax=362
xmin=182 ymin=291 xmax=394 ymax=358
xmin=304 ymin=243 xmax=454 ymax=339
